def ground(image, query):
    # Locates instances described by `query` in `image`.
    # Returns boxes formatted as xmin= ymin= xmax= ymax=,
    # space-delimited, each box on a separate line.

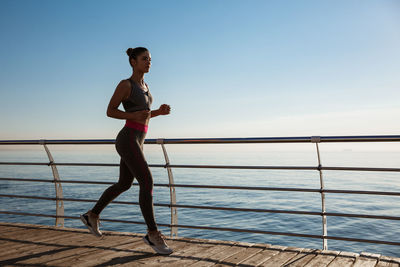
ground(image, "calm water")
xmin=0 ymin=142 xmax=399 ymax=257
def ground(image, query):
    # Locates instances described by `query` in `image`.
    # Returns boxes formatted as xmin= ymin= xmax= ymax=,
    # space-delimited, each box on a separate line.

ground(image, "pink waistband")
xmin=125 ymin=120 xmax=148 ymax=133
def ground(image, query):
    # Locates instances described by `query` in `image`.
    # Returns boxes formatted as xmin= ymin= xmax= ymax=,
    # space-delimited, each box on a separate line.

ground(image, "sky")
xmin=0 ymin=0 xmax=399 ymax=142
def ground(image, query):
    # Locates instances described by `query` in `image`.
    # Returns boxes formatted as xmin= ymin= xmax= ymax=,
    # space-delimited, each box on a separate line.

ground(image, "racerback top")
xmin=122 ymin=78 xmax=153 ymax=112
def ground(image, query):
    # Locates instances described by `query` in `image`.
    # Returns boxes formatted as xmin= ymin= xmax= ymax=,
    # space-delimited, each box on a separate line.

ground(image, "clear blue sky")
xmin=1 ymin=0 xmax=399 ymax=140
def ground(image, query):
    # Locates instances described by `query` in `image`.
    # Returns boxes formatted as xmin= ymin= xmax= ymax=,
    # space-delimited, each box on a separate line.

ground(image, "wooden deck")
xmin=0 ymin=222 xmax=399 ymax=267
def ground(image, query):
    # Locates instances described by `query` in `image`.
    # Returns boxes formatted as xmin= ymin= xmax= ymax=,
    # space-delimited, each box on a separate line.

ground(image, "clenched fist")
xmin=158 ymin=104 xmax=171 ymax=115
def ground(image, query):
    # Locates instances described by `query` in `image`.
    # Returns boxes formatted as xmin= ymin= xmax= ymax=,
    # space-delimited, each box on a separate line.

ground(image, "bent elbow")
xmin=106 ymin=109 xmax=112 ymax=118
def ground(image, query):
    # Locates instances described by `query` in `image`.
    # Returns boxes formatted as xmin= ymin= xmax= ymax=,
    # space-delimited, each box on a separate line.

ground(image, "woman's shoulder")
xmin=119 ymin=78 xmax=131 ymax=86
xmin=115 ymin=79 xmax=132 ymax=101
xmin=117 ymin=79 xmax=132 ymax=90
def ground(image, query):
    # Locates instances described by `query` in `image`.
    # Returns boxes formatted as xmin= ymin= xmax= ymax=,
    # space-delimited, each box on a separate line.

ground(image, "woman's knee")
xmin=116 ymin=181 xmax=132 ymax=192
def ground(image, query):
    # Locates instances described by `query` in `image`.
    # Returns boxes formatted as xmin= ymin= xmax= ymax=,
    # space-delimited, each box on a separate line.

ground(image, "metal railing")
xmin=0 ymin=135 xmax=400 ymax=250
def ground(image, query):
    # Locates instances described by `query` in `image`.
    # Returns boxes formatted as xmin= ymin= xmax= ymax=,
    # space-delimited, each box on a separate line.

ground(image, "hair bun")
xmin=126 ymin=48 xmax=133 ymax=57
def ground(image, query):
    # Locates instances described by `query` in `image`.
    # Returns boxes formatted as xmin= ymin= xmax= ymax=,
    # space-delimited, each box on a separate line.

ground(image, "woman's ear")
xmin=129 ymin=58 xmax=136 ymax=67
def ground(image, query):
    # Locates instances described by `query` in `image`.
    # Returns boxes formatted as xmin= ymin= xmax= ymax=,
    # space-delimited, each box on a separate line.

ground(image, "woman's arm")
xmin=107 ymin=80 xmax=150 ymax=121
xmin=151 ymin=104 xmax=171 ymax=118
xmin=150 ymin=109 xmax=161 ymax=118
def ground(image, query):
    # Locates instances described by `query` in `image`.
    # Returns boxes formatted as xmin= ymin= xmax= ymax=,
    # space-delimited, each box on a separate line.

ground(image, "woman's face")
xmin=132 ymin=51 xmax=151 ymax=73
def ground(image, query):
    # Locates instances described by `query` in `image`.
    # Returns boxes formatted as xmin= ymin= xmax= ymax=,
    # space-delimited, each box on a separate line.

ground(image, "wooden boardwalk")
xmin=0 ymin=222 xmax=399 ymax=267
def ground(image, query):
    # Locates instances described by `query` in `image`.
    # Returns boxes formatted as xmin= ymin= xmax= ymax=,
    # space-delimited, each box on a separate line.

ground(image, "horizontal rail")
xmin=0 ymin=177 xmax=114 ymax=185
xmin=1 ymin=135 xmax=400 ymax=145
xmin=0 ymin=162 xmax=51 ymax=166
xmin=1 ymin=210 xmax=400 ymax=246
xmin=0 ymin=162 xmax=119 ymax=167
xmin=2 ymin=194 xmax=400 ymax=221
xmin=1 ymin=177 xmax=400 ymax=196
xmin=1 ymin=162 xmax=400 ymax=172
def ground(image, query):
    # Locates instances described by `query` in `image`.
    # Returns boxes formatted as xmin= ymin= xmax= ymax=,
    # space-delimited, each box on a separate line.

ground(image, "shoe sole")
xmin=142 ymin=235 xmax=173 ymax=255
xmin=80 ymin=214 xmax=102 ymax=237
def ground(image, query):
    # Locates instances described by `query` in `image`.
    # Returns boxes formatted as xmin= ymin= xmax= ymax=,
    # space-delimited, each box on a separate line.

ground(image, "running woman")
xmin=80 ymin=47 xmax=173 ymax=255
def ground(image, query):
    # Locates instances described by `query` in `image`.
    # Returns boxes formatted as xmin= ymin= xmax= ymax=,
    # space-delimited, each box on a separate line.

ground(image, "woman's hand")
xmin=158 ymin=104 xmax=171 ymax=115
xmin=128 ymin=110 xmax=151 ymax=121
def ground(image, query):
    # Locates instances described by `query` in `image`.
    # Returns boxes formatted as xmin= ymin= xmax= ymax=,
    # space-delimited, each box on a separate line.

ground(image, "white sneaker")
xmin=143 ymin=230 xmax=173 ymax=255
xmin=80 ymin=210 xmax=102 ymax=237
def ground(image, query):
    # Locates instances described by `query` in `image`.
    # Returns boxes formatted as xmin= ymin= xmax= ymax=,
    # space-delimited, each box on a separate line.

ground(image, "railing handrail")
xmin=1 ymin=135 xmax=399 ymax=253
xmin=1 ymin=162 xmax=400 ymax=173
xmin=0 ymin=134 xmax=400 ymax=145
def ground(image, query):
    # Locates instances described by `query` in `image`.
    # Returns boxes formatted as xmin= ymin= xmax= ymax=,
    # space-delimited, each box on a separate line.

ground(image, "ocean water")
xmin=0 ymin=142 xmax=399 ymax=257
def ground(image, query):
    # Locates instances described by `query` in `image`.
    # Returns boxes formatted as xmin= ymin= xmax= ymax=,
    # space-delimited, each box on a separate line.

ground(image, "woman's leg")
xmin=81 ymin=128 xmax=135 ymax=237
xmin=116 ymin=127 xmax=172 ymax=254
xmin=91 ymin=158 xmax=134 ymax=215
xmin=117 ymin=128 xmax=157 ymax=231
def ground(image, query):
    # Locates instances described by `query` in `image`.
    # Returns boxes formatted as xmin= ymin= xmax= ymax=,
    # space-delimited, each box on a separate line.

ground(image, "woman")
xmin=80 ymin=47 xmax=173 ymax=255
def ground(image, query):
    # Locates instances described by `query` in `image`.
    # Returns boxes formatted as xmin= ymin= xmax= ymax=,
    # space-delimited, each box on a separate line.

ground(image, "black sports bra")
xmin=122 ymin=79 xmax=153 ymax=112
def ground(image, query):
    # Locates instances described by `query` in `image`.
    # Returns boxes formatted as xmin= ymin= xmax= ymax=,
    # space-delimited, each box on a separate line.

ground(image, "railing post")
xmin=157 ymin=138 xmax=178 ymax=237
xmin=311 ymin=136 xmax=328 ymax=250
xmin=40 ymin=139 xmax=64 ymax=227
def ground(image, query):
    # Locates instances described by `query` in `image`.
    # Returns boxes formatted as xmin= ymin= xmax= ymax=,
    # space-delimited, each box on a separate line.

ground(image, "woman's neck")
xmin=131 ymin=72 xmax=145 ymax=85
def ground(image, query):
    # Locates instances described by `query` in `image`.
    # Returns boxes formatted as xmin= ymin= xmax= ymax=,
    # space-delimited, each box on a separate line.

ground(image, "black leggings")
xmin=91 ymin=126 xmax=157 ymax=231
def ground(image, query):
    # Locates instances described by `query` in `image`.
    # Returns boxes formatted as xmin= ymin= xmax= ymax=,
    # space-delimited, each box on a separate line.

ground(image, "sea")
xmin=0 ymin=141 xmax=399 ymax=257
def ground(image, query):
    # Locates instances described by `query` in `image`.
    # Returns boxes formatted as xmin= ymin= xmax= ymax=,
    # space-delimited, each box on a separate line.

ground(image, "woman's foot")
xmin=143 ymin=230 xmax=173 ymax=255
xmin=80 ymin=210 xmax=102 ymax=237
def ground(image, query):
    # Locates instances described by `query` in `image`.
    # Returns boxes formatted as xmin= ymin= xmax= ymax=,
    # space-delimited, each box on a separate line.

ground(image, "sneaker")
xmin=143 ymin=230 xmax=173 ymax=255
xmin=80 ymin=210 xmax=102 ymax=237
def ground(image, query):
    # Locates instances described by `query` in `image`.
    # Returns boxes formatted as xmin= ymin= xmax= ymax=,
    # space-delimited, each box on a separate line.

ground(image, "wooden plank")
xmin=7 ymin=229 xmax=81 ymax=244
xmin=133 ymin=238 xmax=199 ymax=266
xmin=116 ymin=238 xmax=192 ymax=266
xmin=0 ymin=240 xmax=57 ymax=260
xmin=327 ymin=251 xmax=358 ymax=267
xmin=280 ymin=248 xmax=318 ymax=266
xmin=239 ymin=245 xmax=285 ymax=266
xmin=189 ymin=243 xmax=249 ymax=267
xmin=85 ymin=240 xmax=160 ymax=267
xmin=303 ymin=249 xmax=339 ymax=267
xmin=38 ymin=240 xmax=135 ymax=266
xmin=47 ymin=238 xmax=150 ymax=267
xmin=0 ymin=239 xmax=43 ymax=257
xmin=377 ymin=260 xmax=393 ymax=267
xmin=164 ymin=239 xmax=247 ymax=267
xmin=187 ymin=242 xmax=238 ymax=266
xmin=213 ymin=246 xmax=263 ymax=266
xmin=378 ymin=256 xmax=400 ymax=267
xmin=0 ymin=243 xmax=63 ymax=266
xmin=159 ymin=240 xmax=217 ymax=267
xmin=352 ymin=252 xmax=380 ymax=267
xmin=0 ymin=223 xmax=56 ymax=234
xmin=1 ymin=226 xmax=69 ymax=242
xmin=14 ymin=233 xmax=136 ymax=266
xmin=0 ymin=225 xmax=29 ymax=235
xmin=32 ymin=247 xmax=99 ymax=266
xmin=1 ymin=222 xmax=104 ymax=237
xmin=46 ymin=232 xmax=134 ymax=247
xmin=0 ymin=228 xmax=88 ymax=249
xmin=0 ymin=227 xmax=45 ymax=239
xmin=0 ymin=231 xmax=79 ymax=258
xmin=0 ymin=240 xmax=21 ymax=250
xmin=260 ymin=247 xmax=303 ymax=267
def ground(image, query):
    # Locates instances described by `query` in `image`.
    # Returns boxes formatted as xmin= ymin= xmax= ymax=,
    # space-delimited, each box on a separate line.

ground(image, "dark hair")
xmin=126 ymin=47 xmax=148 ymax=68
